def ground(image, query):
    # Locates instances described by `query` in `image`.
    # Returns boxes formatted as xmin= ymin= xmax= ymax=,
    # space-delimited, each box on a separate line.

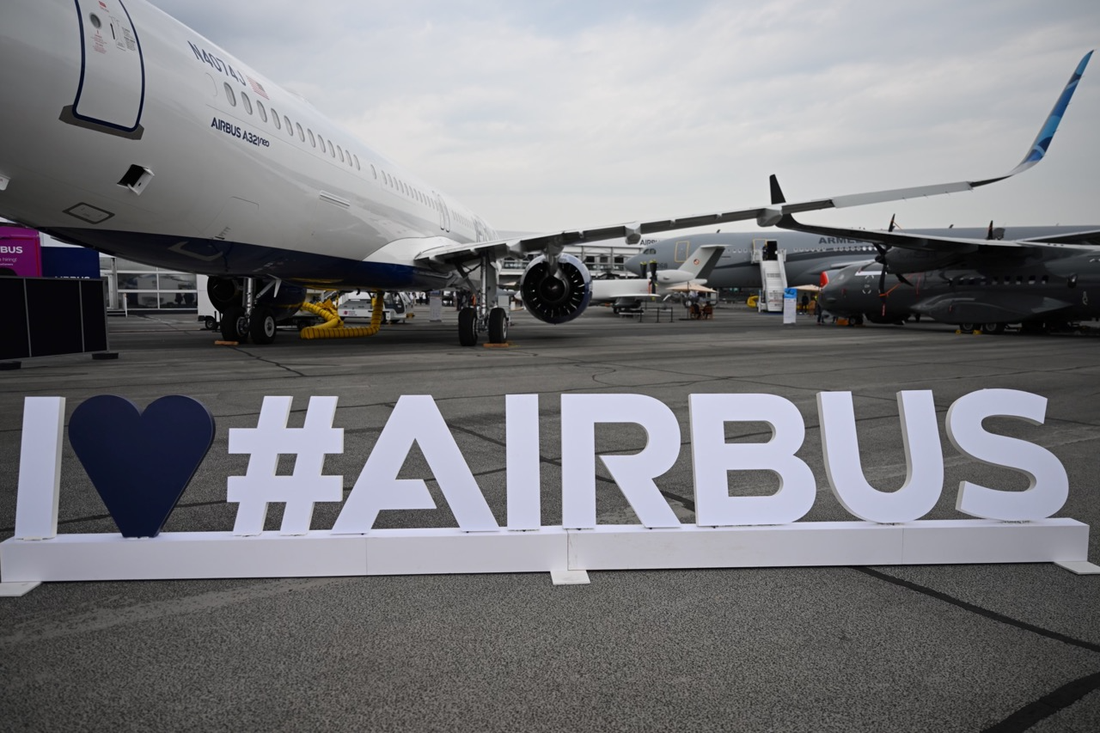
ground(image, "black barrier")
xmin=0 ymin=278 xmax=109 ymax=360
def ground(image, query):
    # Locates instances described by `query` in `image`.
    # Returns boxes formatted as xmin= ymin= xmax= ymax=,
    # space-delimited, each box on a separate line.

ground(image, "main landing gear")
xmin=208 ymin=276 xmax=302 ymax=345
xmin=458 ymin=305 xmax=509 ymax=347
xmin=456 ymin=253 xmax=510 ymax=347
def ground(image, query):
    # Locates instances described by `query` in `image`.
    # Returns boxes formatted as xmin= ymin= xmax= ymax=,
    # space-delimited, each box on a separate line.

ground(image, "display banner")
xmin=0 ymin=389 xmax=1092 ymax=588
xmin=0 ymin=226 xmax=41 ymax=277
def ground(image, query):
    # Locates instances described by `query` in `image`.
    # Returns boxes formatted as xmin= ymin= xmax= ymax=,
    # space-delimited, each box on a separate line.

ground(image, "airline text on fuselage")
xmin=187 ymin=41 xmax=247 ymax=87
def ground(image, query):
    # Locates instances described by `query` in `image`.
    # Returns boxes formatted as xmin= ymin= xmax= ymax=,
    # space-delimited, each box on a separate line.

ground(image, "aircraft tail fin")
xmin=679 ymin=244 xmax=725 ymax=281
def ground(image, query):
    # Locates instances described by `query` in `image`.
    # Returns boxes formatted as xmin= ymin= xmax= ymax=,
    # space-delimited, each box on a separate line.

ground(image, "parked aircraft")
xmin=590 ymin=245 xmax=724 ymax=312
xmin=0 ymin=3 xmax=1091 ymax=346
xmin=622 ymin=226 xmax=1100 ymax=289
xmin=787 ymin=219 xmax=1100 ymax=331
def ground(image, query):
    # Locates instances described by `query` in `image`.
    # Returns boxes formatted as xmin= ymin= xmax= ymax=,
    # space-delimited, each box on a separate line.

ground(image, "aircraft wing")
xmin=775 ymin=216 xmax=1100 ymax=254
xmin=1020 ymin=229 xmax=1100 ymax=245
xmin=415 ymin=50 xmax=1092 ymax=269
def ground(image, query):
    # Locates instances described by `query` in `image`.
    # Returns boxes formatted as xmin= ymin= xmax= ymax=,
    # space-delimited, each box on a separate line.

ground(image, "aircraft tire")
xmin=488 ymin=307 xmax=508 ymax=344
xmin=982 ymin=323 xmax=1006 ymax=335
xmin=250 ymin=307 xmax=277 ymax=345
xmin=221 ymin=307 xmax=249 ymax=343
xmin=458 ymin=307 xmax=478 ymax=347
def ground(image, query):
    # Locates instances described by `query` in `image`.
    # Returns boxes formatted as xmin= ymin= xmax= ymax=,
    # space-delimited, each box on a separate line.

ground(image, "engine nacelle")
xmin=884 ymin=246 xmax=976 ymax=274
xmin=207 ymin=277 xmax=307 ymax=320
xmin=520 ymin=253 xmax=592 ymax=324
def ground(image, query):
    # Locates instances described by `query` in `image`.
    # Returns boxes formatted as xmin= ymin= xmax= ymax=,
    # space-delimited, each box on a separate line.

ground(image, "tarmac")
xmin=2 ymin=303 xmax=1100 ymax=732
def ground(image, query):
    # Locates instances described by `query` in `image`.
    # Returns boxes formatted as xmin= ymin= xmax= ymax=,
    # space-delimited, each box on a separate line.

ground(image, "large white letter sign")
xmin=945 ymin=389 xmax=1069 ymax=521
xmin=506 ymin=394 xmax=541 ymax=530
xmin=818 ymin=391 xmax=944 ymax=523
xmin=561 ymin=394 xmax=680 ymax=529
xmin=228 ymin=396 xmax=344 ymax=536
xmin=690 ymin=394 xmax=815 ymax=526
xmin=333 ymin=395 xmax=498 ymax=533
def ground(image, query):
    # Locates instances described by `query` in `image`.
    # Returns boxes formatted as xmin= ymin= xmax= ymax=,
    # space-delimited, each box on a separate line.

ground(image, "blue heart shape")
xmin=69 ymin=395 xmax=215 ymax=538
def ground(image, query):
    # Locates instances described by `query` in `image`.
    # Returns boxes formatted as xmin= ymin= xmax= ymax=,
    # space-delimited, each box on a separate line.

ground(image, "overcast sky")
xmin=149 ymin=0 xmax=1099 ymax=235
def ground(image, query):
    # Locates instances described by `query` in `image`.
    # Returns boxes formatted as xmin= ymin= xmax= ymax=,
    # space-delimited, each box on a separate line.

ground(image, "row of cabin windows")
xmin=223 ymin=81 xmax=476 ymax=232
xmin=954 ymin=275 xmax=1050 ymax=286
xmin=224 ymin=81 xmax=360 ymax=172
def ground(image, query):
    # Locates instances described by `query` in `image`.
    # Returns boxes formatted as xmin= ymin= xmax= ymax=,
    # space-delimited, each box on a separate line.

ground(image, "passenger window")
xmin=223 ymin=82 xmax=237 ymax=106
xmin=241 ymin=92 xmax=253 ymax=115
xmin=257 ymin=100 xmax=268 ymax=122
xmin=271 ymin=109 xmax=281 ymax=129
xmin=355 ymin=155 xmax=362 ymax=171
xmin=330 ymin=143 xmax=336 ymax=158
xmin=308 ymin=129 xmax=316 ymax=147
xmin=370 ymin=163 xmax=377 ymax=178
xmin=284 ymin=115 xmax=293 ymax=135
xmin=337 ymin=145 xmax=344 ymax=162
xmin=296 ymin=122 xmax=305 ymax=141
xmin=318 ymin=136 xmax=326 ymax=153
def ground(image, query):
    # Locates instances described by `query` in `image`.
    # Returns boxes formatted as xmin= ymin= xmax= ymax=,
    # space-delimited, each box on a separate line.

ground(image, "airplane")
xmin=590 ymin=244 xmax=725 ymax=313
xmin=622 ymin=225 xmax=1100 ymax=292
xmin=773 ymin=209 xmax=1100 ymax=332
xmin=0 ymin=3 xmax=1091 ymax=347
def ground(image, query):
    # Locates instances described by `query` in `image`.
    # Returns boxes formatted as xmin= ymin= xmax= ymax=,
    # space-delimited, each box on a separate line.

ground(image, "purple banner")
xmin=0 ymin=226 xmax=41 ymax=277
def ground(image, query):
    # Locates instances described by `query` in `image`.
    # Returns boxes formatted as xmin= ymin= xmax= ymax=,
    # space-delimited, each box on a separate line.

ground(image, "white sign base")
xmin=1054 ymin=560 xmax=1100 ymax=575
xmin=0 ymin=581 xmax=41 ymax=597
xmin=1 ymin=519 xmax=1088 ymax=584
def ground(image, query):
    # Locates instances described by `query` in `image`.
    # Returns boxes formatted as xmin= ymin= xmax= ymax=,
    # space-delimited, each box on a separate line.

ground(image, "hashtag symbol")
xmin=228 ymin=396 xmax=343 ymax=535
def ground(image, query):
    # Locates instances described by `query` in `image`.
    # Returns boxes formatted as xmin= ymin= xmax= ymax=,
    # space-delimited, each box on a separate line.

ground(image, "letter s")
xmin=945 ymin=389 xmax=1068 ymax=521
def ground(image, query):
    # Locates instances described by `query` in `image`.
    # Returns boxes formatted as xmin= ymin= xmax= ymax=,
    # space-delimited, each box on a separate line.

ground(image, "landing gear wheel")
xmin=249 ymin=307 xmax=277 ymax=345
xmin=458 ymin=307 xmax=478 ymax=346
xmin=488 ymin=307 xmax=508 ymax=344
xmin=981 ymin=323 xmax=1006 ymax=335
xmin=220 ymin=307 xmax=249 ymax=343
xmin=959 ymin=323 xmax=976 ymax=333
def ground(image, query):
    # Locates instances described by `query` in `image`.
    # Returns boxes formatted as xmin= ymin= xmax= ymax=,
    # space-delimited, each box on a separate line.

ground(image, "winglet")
xmin=827 ymin=50 xmax=1093 ymax=209
xmin=977 ymin=49 xmax=1093 ymax=184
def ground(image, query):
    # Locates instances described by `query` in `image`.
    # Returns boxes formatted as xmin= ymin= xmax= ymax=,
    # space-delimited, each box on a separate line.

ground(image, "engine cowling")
xmin=519 ymin=253 xmax=592 ymax=324
xmin=883 ymin=246 xmax=976 ymax=274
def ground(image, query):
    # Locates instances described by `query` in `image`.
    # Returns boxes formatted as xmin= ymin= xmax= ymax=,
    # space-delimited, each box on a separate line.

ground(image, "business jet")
xmin=0 ymin=3 xmax=1090 ymax=346
xmin=590 ymin=244 xmax=725 ymax=312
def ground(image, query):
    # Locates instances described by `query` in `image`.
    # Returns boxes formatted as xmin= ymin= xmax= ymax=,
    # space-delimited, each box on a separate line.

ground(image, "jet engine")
xmin=519 ymin=253 xmax=592 ymax=324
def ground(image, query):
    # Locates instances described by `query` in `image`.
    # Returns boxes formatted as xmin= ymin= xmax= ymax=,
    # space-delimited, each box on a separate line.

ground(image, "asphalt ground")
xmin=2 ymin=303 xmax=1100 ymax=732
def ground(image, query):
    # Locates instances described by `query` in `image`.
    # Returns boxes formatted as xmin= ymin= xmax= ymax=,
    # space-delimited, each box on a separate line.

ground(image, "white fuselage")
xmin=0 ymin=0 xmax=493 ymax=290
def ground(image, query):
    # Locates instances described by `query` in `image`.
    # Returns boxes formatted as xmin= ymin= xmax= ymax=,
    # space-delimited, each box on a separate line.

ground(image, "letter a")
xmin=333 ymin=396 xmax=497 ymax=533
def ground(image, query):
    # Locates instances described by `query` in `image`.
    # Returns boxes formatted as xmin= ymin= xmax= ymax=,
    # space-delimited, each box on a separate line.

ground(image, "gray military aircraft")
xmin=796 ymin=220 xmax=1100 ymax=332
xmin=623 ymin=225 xmax=1099 ymax=290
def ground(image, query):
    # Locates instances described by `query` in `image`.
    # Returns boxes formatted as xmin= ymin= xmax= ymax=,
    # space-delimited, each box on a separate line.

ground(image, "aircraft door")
xmin=435 ymin=193 xmax=451 ymax=232
xmin=62 ymin=0 xmax=145 ymax=139
xmin=674 ymin=240 xmax=690 ymax=263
